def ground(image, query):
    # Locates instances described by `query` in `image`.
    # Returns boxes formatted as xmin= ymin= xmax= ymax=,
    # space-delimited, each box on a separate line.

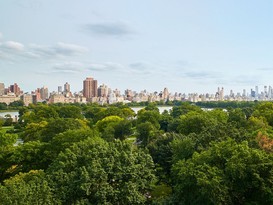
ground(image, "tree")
xmin=252 ymin=102 xmax=273 ymax=126
xmin=159 ymin=110 xmax=173 ymax=132
xmin=0 ymin=170 xmax=58 ymax=204
xmin=172 ymin=139 xmax=273 ymax=205
xmin=10 ymin=141 xmax=50 ymax=174
xmin=227 ymin=108 xmax=247 ymax=128
xmin=20 ymin=121 xmax=48 ymax=142
xmin=136 ymin=122 xmax=158 ymax=146
xmin=47 ymin=138 xmax=156 ymax=204
xmin=177 ymin=111 xmax=217 ymax=135
xmin=147 ymin=133 xmax=178 ymax=182
xmin=170 ymin=103 xmax=202 ymax=118
xmin=57 ymin=105 xmax=83 ymax=119
xmin=4 ymin=114 xmax=13 ymax=126
xmin=50 ymin=128 xmax=99 ymax=158
xmin=0 ymin=119 xmax=3 ymax=129
xmin=41 ymin=118 xmax=89 ymax=142
xmin=137 ymin=109 xmax=161 ymax=129
xmin=0 ymin=133 xmax=17 ymax=147
xmin=113 ymin=119 xmax=133 ymax=140
xmin=0 ymin=145 xmax=16 ymax=181
xmin=95 ymin=115 xmax=124 ymax=141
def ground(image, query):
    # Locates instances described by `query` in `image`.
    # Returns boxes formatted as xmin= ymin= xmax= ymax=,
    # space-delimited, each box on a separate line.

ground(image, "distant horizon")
xmin=1 ymin=79 xmax=272 ymax=96
xmin=1 ymin=1 xmax=273 ymax=94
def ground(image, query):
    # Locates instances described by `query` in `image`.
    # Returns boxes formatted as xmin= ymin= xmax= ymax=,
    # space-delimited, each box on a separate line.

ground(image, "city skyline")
xmin=2 ymin=1 xmax=273 ymax=93
xmin=1 ymin=78 xmax=273 ymax=97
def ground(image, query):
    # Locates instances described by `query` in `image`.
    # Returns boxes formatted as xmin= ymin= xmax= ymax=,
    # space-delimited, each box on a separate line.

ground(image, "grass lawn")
xmin=0 ymin=110 xmax=19 ymax=113
xmin=0 ymin=126 xmax=14 ymax=133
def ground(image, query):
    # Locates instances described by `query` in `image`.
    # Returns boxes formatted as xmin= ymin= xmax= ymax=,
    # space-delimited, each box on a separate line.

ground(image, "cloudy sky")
xmin=1 ymin=0 xmax=273 ymax=95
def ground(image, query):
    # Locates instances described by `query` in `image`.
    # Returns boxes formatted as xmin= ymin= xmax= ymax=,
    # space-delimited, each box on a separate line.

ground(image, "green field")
xmin=0 ymin=110 xmax=19 ymax=113
xmin=0 ymin=126 xmax=14 ymax=133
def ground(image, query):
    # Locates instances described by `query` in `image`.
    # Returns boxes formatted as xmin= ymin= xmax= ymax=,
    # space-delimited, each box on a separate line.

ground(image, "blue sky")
xmin=1 ymin=0 xmax=273 ymax=95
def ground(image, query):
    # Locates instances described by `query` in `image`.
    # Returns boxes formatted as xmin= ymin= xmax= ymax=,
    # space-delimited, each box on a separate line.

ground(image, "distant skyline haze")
xmin=1 ymin=0 xmax=273 ymax=94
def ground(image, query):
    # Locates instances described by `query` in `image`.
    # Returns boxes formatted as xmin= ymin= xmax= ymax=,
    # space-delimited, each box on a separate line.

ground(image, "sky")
xmin=1 ymin=0 xmax=273 ymax=95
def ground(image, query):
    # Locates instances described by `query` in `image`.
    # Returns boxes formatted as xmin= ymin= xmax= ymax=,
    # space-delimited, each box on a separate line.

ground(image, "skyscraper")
xmin=10 ymin=83 xmax=21 ymax=96
xmin=0 ymin=83 xmax=4 ymax=96
xmin=64 ymin=82 xmax=70 ymax=94
xmin=83 ymin=77 xmax=98 ymax=100
xmin=40 ymin=86 xmax=49 ymax=100
xmin=58 ymin=86 xmax=62 ymax=94
xmin=98 ymin=84 xmax=108 ymax=97
xmin=255 ymin=86 xmax=259 ymax=99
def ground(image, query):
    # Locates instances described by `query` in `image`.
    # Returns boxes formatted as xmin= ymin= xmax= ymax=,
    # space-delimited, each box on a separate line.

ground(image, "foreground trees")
xmin=2 ymin=102 xmax=273 ymax=204
xmin=172 ymin=139 xmax=273 ymax=205
xmin=0 ymin=170 xmax=58 ymax=205
xmin=47 ymin=138 xmax=156 ymax=204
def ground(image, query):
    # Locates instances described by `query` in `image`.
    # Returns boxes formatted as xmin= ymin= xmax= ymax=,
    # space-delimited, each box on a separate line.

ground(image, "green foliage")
xmin=0 ymin=145 xmax=16 ymax=181
xmin=57 ymin=105 xmax=83 ymax=119
xmin=41 ymin=118 xmax=88 ymax=142
xmin=0 ymin=170 xmax=59 ymax=205
xmin=196 ymin=101 xmax=257 ymax=109
xmin=0 ymin=132 xmax=17 ymax=147
xmin=172 ymin=139 xmax=273 ymax=205
xmin=227 ymin=108 xmax=248 ymax=128
xmin=10 ymin=141 xmax=50 ymax=174
xmin=47 ymin=138 xmax=156 ymax=204
xmin=0 ymin=119 xmax=3 ymax=129
xmin=50 ymin=128 xmax=99 ymax=158
xmin=3 ymin=114 xmax=13 ymax=126
xmin=171 ymin=135 xmax=196 ymax=163
xmin=137 ymin=109 xmax=161 ymax=129
xmin=1 ymin=102 xmax=273 ymax=204
xmin=0 ymin=102 xmax=7 ymax=110
xmin=252 ymin=102 xmax=273 ymax=126
xmin=159 ymin=110 xmax=173 ymax=132
xmin=170 ymin=103 xmax=202 ymax=118
xmin=9 ymin=100 xmax=24 ymax=107
xmin=147 ymin=133 xmax=177 ymax=182
xmin=136 ymin=122 xmax=159 ymax=146
xmin=113 ymin=119 xmax=133 ymax=140
xmin=177 ymin=111 xmax=217 ymax=135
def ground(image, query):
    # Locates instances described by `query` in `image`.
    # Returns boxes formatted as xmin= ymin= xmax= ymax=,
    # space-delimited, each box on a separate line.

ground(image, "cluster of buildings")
xmin=1 ymin=77 xmax=273 ymax=106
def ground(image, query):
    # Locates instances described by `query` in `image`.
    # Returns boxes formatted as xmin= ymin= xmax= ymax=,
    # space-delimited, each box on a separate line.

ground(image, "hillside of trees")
xmin=1 ymin=102 xmax=273 ymax=204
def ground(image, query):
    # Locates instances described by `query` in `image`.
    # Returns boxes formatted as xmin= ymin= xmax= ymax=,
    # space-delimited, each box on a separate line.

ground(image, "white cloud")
xmin=0 ymin=39 xmax=89 ymax=61
xmin=84 ymin=21 xmax=135 ymax=38
xmin=52 ymin=62 xmax=85 ymax=73
xmin=56 ymin=42 xmax=88 ymax=55
xmin=0 ymin=32 xmax=2 ymax=39
xmin=29 ymin=42 xmax=88 ymax=58
xmin=1 ymin=41 xmax=24 ymax=51
xmin=87 ymin=62 xmax=124 ymax=71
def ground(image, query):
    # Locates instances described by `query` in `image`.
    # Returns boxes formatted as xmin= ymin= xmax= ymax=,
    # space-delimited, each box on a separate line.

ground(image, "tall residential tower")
xmin=83 ymin=77 xmax=98 ymax=100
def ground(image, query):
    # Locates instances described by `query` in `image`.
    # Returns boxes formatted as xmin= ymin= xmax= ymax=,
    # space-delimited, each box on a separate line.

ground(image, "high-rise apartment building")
xmin=83 ymin=77 xmax=98 ymax=100
xmin=163 ymin=87 xmax=169 ymax=100
xmin=255 ymin=86 xmax=259 ymax=98
xmin=64 ymin=82 xmax=70 ymax=94
xmin=58 ymin=86 xmax=62 ymax=94
xmin=98 ymin=84 xmax=108 ymax=97
xmin=40 ymin=86 xmax=49 ymax=100
xmin=10 ymin=83 xmax=21 ymax=96
xmin=0 ymin=83 xmax=4 ymax=96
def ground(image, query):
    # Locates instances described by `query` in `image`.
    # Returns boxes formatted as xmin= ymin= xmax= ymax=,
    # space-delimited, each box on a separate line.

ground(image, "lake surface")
xmin=131 ymin=106 xmax=173 ymax=114
xmin=0 ymin=107 xmax=218 ymax=119
xmin=0 ymin=107 xmax=173 ymax=118
xmin=0 ymin=111 xmax=19 ymax=118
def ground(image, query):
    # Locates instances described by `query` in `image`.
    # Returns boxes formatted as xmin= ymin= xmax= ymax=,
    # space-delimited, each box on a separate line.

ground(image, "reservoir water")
xmin=0 ymin=111 xmax=19 ymax=118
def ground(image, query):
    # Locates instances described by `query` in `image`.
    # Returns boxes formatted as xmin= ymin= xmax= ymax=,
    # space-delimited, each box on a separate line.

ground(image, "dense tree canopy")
xmin=172 ymin=139 xmax=273 ymax=205
xmin=1 ymin=101 xmax=273 ymax=204
xmin=47 ymin=138 xmax=156 ymax=204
